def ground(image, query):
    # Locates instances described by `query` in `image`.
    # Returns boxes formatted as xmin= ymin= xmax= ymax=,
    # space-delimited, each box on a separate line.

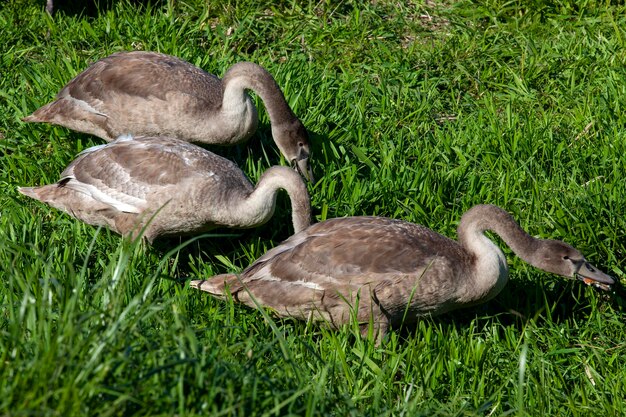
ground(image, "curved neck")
xmin=222 ymin=62 xmax=296 ymax=126
xmin=458 ymin=205 xmax=539 ymax=265
xmin=240 ymin=166 xmax=311 ymax=233
xmin=455 ymin=205 xmax=539 ymax=303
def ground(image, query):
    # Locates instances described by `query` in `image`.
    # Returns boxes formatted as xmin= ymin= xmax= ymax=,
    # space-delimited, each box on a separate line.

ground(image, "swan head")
xmin=273 ymin=120 xmax=314 ymax=182
xmin=534 ymin=240 xmax=615 ymax=291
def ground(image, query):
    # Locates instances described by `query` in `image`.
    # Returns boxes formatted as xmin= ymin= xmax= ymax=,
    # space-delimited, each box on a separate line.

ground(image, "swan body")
xmin=18 ymin=135 xmax=311 ymax=242
xmin=191 ymin=205 xmax=614 ymax=336
xmin=22 ymin=51 xmax=313 ymax=180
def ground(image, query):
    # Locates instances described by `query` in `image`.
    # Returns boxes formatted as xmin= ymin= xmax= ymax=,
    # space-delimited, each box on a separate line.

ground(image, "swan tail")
xmin=18 ymin=184 xmax=59 ymax=202
xmin=190 ymin=274 xmax=242 ymax=298
xmin=21 ymin=101 xmax=59 ymax=123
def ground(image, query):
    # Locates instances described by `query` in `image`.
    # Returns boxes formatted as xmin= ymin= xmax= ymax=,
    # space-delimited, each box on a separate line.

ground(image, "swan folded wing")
xmin=247 ymin=216 xmax=459 ymax=277
xmin=239 ymin=254 xmax=463 ymax=326
xmin=236 ymin=216 xmax=467 ymax=303
xmin=105 ymin=136 xmax=245 ymax=186
xmin=192 ymin=217 xmax=464 ymax=326
xmin=219 ymin=262 xmax=409 ymax=326
xmin=65 ymin=52 xmax=223 ymax=107
xmin=70 ymin=138 xmax=213 ymax=189
xmin=59 ymin=144 xmax=177 ymax=213
xmin=202 ymin=268 xmax=344 ymax=323
xmin=190 ymin=273 xmax=334 ymax=323
xmin=60 ymin=175 xmax=144 ymax=213
xmin=238 ymin=226 xmax=434 ymax=297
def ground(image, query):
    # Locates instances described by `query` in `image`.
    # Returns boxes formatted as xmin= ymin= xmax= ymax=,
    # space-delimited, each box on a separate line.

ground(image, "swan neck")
xmin=245 ymin=166 xmax=311 ymax=233
xmin=222 ymin=62 xmax=296 ymax=126
xmin=458 ymin=205 xmax=538 ymax=265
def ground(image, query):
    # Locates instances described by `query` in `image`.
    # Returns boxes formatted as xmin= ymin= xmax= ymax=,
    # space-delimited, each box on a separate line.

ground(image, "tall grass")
xmin=1 ymin=0 xmax=625 ymax=415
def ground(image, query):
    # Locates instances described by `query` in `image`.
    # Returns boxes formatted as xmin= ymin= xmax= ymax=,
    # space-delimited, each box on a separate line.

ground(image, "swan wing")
xmin=61 ymin=136 xmax=242 ymax=213
xmin=60 ymin=51 xmax=224 ymax=111
xmin=208 ymin=218 xmax=463 ymax=318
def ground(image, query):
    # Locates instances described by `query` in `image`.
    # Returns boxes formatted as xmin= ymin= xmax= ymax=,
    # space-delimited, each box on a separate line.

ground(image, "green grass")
xmin=1 ymin=0 xmax=626 ymax=415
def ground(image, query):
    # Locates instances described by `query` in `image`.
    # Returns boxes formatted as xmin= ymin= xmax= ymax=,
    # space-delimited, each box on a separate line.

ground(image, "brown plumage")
xmin=22 ymin=51 xmax=313 ymax=181
xmin=18 ymin=135 xmax=311 ymax=242
xmin=190 ymin=205 xmax=615 ymax=338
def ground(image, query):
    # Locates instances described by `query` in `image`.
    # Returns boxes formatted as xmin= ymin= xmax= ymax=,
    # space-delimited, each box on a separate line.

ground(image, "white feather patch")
xmin=114 ymin=134 xmax=135 ymax=142
xmin=68 ymin=95 xmax=107 ymax=117
xmin=62 ymin=176 xmax=144 ymax=213
xmin=289 ymin=280 xmax=324 ymax=290
xmin=256 ymin=264 xmax=325 ymax=291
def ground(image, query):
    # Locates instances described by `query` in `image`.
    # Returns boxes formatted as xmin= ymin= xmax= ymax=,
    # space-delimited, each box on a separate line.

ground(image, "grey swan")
xmin=18 ymin=135 xmax=311 ymax=243
xmin=191 ymin=205 xmax=615 ymax=337
xmin=22 ymin=51 xmax=313 ymax=181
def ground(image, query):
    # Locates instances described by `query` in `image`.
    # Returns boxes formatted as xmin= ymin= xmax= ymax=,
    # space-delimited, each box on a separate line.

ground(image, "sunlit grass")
xmin=1 ymin=0 xmax=625 ymax=415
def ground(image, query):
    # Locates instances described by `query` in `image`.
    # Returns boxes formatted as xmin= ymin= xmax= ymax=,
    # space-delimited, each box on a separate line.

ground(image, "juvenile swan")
xmin=191 ymin=205 xmax=615 ymax=336
xmin=22 ymin=51 xmax=313 ymax=181
xmin=18 ymin=135 xmax=311 ymax=242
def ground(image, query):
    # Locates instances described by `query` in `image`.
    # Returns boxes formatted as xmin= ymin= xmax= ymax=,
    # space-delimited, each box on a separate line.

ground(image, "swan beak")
xmin=294 ymin=151 xmax=314 ymax=182
xmin=576 ymin=262 xmax=616 ymax=291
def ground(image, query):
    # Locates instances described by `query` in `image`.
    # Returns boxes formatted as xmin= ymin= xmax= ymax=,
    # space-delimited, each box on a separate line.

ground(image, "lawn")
xmin=1 ymin=0 xmax=625 ymax=415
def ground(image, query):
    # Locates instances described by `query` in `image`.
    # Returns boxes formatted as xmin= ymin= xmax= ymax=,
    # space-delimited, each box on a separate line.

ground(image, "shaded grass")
xmin=1 ymin=0 xmax=625 ymax=415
